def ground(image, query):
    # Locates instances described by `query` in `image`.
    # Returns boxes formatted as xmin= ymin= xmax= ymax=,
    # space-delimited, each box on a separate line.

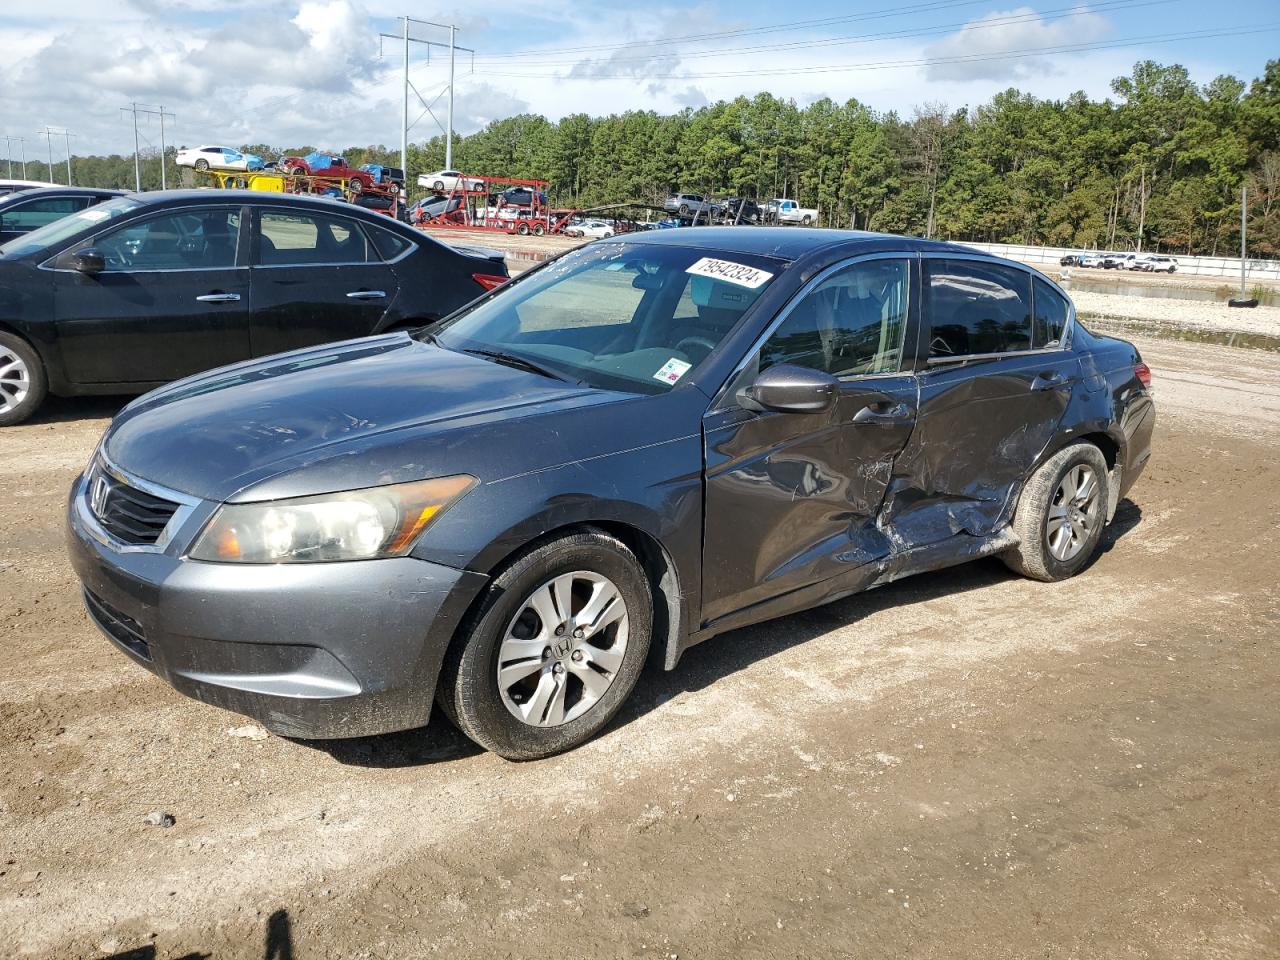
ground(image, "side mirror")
xmin=71 ymin=248 xmax=106 ymax=275
xmin=740 ymin=363 xmax=839 ymax=414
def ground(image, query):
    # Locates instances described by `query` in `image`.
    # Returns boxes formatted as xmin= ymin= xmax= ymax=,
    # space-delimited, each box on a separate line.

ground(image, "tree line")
xmin=14 ymin=58 xmax=1279 ymax=258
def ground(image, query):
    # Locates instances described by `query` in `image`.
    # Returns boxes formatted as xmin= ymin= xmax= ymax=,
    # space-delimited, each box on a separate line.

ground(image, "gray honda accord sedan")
xmin=67 ymin=228 xmax=1154 ymax=759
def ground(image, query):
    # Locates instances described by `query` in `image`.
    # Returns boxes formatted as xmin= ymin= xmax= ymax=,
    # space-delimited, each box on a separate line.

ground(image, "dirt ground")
xmin=1 ymin=330 xmax=1278 ymax=960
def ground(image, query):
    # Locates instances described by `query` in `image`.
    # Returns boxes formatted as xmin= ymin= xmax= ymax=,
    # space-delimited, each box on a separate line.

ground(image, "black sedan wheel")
xmin=0 ymin=333 xmax=47 ymax=427
xmin=1003 ymin=442 xmax=1110 ymax=582
xmin=439 ymin=529 xmax=652 ymax=760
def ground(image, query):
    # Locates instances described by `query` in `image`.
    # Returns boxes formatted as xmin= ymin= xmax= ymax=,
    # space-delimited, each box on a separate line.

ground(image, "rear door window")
xmin=257 ymin=210 xmax=370 ymax=265
xmin=925 ymin=260 xmax=1032 ymax=358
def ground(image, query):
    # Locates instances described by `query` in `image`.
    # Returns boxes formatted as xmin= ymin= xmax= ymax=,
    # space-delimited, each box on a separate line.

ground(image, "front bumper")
xmin=66 ymin=473 xmax=487 ymax=739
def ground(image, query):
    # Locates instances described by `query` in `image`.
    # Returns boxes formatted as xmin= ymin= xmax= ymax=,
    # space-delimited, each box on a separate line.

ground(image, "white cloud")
xmin=923 ymin=5 xmax=1111 ymax=82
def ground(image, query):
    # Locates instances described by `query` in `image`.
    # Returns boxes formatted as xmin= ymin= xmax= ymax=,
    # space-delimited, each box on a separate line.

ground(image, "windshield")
xmin=0 ymin=196 xmax=142 ymax=258
xmin=432 ymin=242 xmax=784 ymax=394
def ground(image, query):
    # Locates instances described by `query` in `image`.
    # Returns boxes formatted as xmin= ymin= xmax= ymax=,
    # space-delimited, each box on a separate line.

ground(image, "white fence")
xmin=955 ymin=241 xmax=1280 ymax=283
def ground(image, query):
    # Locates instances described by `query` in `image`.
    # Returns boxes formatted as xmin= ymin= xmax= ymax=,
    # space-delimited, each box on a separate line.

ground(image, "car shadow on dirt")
xmin=305 ymin=499 xmax=1142 ymax=769
xmin=100 ymin=907 xmax=293 ymax=960
xmin=24 ymin=393 xmax=129 ymax=425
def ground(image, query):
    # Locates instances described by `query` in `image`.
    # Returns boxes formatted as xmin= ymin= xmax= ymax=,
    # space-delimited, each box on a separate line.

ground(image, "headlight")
xmin=189 ymin=475 xmax=476 ymax=563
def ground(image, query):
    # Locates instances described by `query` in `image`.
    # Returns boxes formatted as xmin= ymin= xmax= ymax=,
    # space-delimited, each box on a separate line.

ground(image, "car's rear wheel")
xmin=1003 ymin=442 xmax=1110 ymax=582
xmin=0 ymin=333 xmax=47 ymax=427
xmin=438 ymin=529 xmax=652 ymax=760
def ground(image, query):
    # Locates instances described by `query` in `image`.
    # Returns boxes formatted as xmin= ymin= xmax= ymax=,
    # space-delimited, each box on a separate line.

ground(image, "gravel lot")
xmin=1 ymin=328 xmax=1278 ymax=958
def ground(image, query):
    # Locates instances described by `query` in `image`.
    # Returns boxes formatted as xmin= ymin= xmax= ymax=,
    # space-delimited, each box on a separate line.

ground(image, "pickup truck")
xmin=770 ymin=199 xmax=819 ymax=225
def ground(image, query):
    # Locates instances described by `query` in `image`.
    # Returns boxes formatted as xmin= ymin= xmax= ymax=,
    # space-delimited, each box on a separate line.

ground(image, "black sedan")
xmin=0 ymin=186 xmax=125 ymax=245
xmin=0 ymin=190 xmax=508 ymax=425
xmin=67 ymin=228 xmax=1154 ymax=759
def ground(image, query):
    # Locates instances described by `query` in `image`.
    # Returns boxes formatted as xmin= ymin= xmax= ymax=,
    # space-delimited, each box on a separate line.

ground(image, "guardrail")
xmin=954 ymin=241 xmax=1280 ymax=282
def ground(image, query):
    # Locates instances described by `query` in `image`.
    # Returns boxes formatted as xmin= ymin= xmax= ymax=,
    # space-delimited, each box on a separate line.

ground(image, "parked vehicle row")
xmin=63 ymin=226 xmax=1154 ymax=760
xmin=1060 ymin=251 xmax=1179 ymax=273
xmin=662 ymin=193 xmax=820 ymax=226
xmin=0 ymin=191 xmax=508 ymax=425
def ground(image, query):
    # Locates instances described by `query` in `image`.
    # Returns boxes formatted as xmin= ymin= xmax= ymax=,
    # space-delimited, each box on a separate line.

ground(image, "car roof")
xmin=619 ymin=226 xmax=981 ymax=261
xmin=126 ymin=189 xmax=367 ymax=211
xmin=0 ymin=186 xmax=126 ymax=202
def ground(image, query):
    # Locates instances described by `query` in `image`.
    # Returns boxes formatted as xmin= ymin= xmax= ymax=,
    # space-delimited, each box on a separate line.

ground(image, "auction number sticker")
xmin=685 ymin=257 xmax=773 ymax=289
xmin=653 ymin=357 xmax=692 ymax=385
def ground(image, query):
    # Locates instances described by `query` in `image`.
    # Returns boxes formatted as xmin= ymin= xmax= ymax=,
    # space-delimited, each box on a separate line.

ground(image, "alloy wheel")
xmin=0 ymin=346 xmax=31 ymax=416
xmin=496 ymin=571 xmax=629 ymax=727
xmin=1046 ymin=464 xmax=1101 ymax=562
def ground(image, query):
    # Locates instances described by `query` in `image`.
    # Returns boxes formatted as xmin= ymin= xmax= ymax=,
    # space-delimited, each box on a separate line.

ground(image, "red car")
xmin=280 ymin=152 xmax=374 ymax=193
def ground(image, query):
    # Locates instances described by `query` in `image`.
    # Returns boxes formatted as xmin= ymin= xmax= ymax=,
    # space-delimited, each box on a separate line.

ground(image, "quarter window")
xmin=95 ymin=209 xmax=241 ymax=271
xmin=760 ymin=258 xmax=909 ymax=377
xmin=926 ymin=260 xmax=1032 ymax=358
xmin=1033 ymin=278 xmax=1069 ymax=347
xmin=368 ymin=226 xmax=412 ymax=261
xmin=257 ymin=211 xmax=370 ymax=265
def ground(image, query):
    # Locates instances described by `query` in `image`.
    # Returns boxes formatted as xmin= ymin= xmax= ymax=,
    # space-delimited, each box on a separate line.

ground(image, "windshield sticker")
xmin=686 ymin=257 xmax=773 ymax=289
xmin=653 ymin=357 xmax=692 ymax=385
xmin=79 ymin=209 xmax=110 ymax=222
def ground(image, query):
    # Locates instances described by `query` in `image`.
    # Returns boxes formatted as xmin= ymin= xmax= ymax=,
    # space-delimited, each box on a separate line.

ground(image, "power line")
xmin=475 ymin=23 xmax=1280 ymax=80
xmin=473 ymin=0 xmax=989 ymax=60
xmin=378 ymin=17 xmax=474 ymax=172
xmin=476 ymin=0 xmax=1173 ymax=68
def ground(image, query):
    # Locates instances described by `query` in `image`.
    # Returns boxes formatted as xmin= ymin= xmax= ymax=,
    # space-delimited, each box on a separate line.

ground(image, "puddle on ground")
xmin=1062 ymin=275 xmax=1278 ymax=306
xmin=1082 ymin=315 xmax=1280 ymax=352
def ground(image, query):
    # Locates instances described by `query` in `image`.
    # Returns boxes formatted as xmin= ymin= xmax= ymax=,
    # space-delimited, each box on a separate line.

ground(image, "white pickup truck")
xmin=769 ymin=199 xmax=819 ymax=225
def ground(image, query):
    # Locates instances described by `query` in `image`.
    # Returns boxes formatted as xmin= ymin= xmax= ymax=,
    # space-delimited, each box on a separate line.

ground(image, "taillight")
xmin=472 ymin=273 xmax=507 ymax=291
xmin=1134 ymin=362 xmax=1152 ymax=388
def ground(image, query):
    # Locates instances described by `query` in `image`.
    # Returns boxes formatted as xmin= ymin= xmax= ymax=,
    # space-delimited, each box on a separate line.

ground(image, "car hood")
xmin=104 ymin=335 xmax=619 ymax=503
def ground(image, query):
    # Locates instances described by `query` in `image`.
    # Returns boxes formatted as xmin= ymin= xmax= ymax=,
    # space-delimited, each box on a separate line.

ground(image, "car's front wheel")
xmin=1003 ymin=442 xmax=1110 ymax=582
xmin=194 ymin=159 xmax=209 ymax=172
xmin=0 ymin=333 xmax=47 ymax=427
xmin=439 ymin=529 xmax=652 ymax=760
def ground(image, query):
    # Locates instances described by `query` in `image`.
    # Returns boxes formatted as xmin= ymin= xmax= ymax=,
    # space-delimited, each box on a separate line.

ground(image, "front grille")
xmin=89 ymin=467 xmax=180 ymax=545
xmin=84 ymin=588 xmax=150 ymax=660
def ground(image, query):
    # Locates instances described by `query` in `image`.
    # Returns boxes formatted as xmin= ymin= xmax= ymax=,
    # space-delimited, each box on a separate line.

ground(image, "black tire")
xmin=678 ymin=204 xmax=689 ymax=216
xmin=1002 ymin=442 xmax=1110 ymax=583
xmin=801 ymin=214 xmax=813 ymax=225
xmin=194 ymin=159 xmax=209 ymax=172
xmin=0 ymin=332 xmax=48 ymax=427
xmin=438 ymin=529 xmax=653 ymax=760
xmin=432 ymin=180 xmax=444 ymax=192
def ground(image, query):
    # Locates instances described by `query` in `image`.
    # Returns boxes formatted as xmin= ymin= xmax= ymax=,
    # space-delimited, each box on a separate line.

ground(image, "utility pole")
xmin=379 ymin=18 xmax=473 ymax=176
xmin=43 ymin=128 xmax=53 ymax=181
xmin=62 ymin=129 xmax=73 ymax=185
xmin=447 ymin=23 xmax=456 ymax=170
xmin=120 ymin=103 xmax=175 ymax=191
xmin=1240 ymin=183 xmax=1247 ymax=302
xmin=2 ymin=136 xmax=26 ymax=179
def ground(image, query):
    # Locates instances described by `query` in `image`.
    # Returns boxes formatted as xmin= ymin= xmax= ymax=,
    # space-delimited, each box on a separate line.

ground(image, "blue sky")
xmin=1 ymin=0 xmax=1277 ymax=159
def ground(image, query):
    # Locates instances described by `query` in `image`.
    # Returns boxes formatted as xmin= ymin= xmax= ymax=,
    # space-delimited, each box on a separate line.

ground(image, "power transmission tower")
xmin=2 ymin=136 xmax=27 ymax=179
xmin=378 ymin=18 xmax=474 ymax=175
xmin=120 ymin=103 xmax=176 ymax=191
xmin=39 ymin=127 xmax=74 ymax=184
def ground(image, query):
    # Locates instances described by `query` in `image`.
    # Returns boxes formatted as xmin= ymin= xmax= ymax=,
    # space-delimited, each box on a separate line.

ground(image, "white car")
xmin=418 ymin=170 xmax=485 ymax=193
xmin=175 ymin=146 xmax=263 ymax=172
xmin=0 ymin=178 xmax=60 ymax=197
xmin=1135 ymin=254 xmax=1178 ymax=273
xmin=771 ymin=198 xmax=819 ymax=225
xmin=1076 ymin=253 xmax=1106 ymax=268
xmin=567 ymin=219 xmax=615 ymax=239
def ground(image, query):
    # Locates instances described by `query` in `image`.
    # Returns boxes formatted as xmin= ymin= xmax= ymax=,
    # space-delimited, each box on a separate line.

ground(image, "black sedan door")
xmin=248 ymin=207 xmax=400 ymax=357
xmin=701 ymin=257 xmax=919 ymax=625
xmin=53 ymin=206 xmax=251 ymax=385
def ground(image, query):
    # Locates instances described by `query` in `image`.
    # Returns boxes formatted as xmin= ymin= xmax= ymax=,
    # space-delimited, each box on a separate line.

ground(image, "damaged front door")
xmin=701 ymin=256 xmax=918 ymax=626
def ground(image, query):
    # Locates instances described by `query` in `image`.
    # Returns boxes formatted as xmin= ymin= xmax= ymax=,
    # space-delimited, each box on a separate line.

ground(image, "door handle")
xmin=1030 ymin=371 xmax=1068 ymax=391
xmin=346 ymin=290 xmax=387 ymax=300
xmin=852 ymin=402 xmax=911 ymax=425
xmin=195 ymin=292 xmax=241 ymax=303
